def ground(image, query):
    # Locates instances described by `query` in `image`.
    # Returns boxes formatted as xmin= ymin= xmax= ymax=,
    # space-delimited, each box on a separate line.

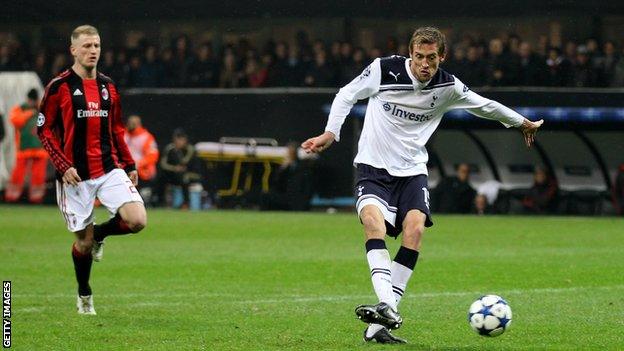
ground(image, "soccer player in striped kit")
xmin=302 ymin=27 xmax=543 ymax=343
xmin=38 ymin=25 xmax=147 ymax=315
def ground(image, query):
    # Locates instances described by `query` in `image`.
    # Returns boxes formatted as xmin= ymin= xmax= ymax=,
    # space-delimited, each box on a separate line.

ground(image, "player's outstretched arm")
xmin=301 ymin=131 xmax=336 ymax=154
xmin=518 ymin=118 xmax=544 ymax=148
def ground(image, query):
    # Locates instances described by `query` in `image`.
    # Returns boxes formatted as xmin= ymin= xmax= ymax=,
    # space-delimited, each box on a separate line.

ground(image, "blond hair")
xmin=71 ymin=25 xmax=99 ymax=45
xmin=409 ymin=27 xmax=446 ymax=56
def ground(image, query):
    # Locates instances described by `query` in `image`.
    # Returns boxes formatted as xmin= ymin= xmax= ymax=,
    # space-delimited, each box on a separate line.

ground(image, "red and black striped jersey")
xmin=37 ymin=69 xmax=136 ymax=180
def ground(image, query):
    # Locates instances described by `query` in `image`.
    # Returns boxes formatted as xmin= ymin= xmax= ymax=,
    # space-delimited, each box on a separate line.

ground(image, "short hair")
xmin=409 ymin=27 xmax=446 ymax=56
xmin=71 ymin=25 xmax=99 ymax=45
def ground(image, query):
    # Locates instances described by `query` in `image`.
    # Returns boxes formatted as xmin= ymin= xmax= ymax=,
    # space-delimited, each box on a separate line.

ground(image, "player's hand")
xmin=519 ymin=118 xmax=544 ymax=148
xmin=62 ymin=167 xmax=82 ymax=186
xmin=301 ymin=131 xmax=335 ymax=153
xmin=128 ymin=170 xmax=139 ymax=186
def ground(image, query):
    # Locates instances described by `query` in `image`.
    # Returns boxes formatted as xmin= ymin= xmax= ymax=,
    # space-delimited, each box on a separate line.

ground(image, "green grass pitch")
xmin=1 ymin=205 xmax=623 ymax=350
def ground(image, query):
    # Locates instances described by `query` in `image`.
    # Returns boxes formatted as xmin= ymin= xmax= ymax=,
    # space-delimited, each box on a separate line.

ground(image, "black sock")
xmin=94 ymin=213 xmax=133 ymax=242
xmin=72 ymin=243 xmax=93 ymax=296
xmin=394 ymin=246 xmax=419 ymax=270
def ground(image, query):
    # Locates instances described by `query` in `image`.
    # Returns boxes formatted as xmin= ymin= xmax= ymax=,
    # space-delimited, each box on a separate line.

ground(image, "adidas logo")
xmin=73 ymin=89 xmax=83 ymax=96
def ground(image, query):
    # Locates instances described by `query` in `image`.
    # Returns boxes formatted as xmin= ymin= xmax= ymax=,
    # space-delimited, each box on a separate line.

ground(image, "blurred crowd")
xmin=2 ymin=32 xmax=624 ymax=88
xmin=432 ymin=163 xmax=624 ymax=216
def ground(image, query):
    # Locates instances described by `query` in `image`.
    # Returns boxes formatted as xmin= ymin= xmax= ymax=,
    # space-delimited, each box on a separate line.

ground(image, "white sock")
xmin=368 ymin=257 xmax=415 ymax=334
xmin=366 ymin=323 xmax=384 ymax=337
xmin=391 ymin=261 xmax=413 ymax=305
xmin=366 ymin=248 xmax=396 ymax=309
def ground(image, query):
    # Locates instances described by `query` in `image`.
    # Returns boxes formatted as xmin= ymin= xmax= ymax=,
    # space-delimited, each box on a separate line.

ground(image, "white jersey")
xmin=325 ymin=55 xmax=525 ymax=177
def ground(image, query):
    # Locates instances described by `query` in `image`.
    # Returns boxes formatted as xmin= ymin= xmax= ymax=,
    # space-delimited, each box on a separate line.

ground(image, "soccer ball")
xmin=468 ymin=295 xmax=512 ymax=337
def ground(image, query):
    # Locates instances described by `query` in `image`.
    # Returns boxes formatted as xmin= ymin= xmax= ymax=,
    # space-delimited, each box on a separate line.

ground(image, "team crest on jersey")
xmin=463 ymin=84 xmax=470 ymax=93
xmin=36 ymin=113 xmax=45 ymax=127
xmin=383 ymin=102 xmax=391 ymax=111
xmin=101 ymin=86 xmax=109 ymax=100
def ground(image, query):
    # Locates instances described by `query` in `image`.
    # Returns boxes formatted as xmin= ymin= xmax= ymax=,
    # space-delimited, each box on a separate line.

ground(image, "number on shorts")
xmin=422 ymin=187 xmax=430 ymax=209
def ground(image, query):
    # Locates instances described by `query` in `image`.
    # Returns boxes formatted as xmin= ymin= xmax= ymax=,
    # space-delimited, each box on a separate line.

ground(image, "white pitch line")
xmin=14 ymin=284 xmax=624 ymax=311
xmin=234 ymin=284 xmax=624 ymax=304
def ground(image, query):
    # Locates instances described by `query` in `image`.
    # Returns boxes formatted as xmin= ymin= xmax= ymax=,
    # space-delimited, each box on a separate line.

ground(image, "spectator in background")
xmin=5 ymin=89 xmax=48 ymax=203
xmin=126 ymin=55 xmax=142 ymax=87
xmin=268 ymin=41 xmax=294 ymax=86
xmin=219 ymin=51 xmax=242 ymax=88
xmin=594 ymin=41 xmax=619 ymax=87
xmin=0 ymin=44 xmax=19 ymax=71
xmin=188 ymin=43 xmax=218 ymax=87
xmin=564 ymin=41 xmax=578 ymax=65
xmin=157 ymin=129 xmax=202 ymax=209
xmin=573 ymin=46 xmax=598 ymax=87
xmin=244 ymin=56 xmax=268 ymax=87
xmin=472 ymin=194 xmax=493 ymax=215
xmin=160 ymin=48 xmax=176 ymax=87
xmin=517 ymin=41 xmax=547 ymax=86
xmin=546 ymin=47 xmax=573 ymax=86
xmin=261 ymin=142 xmax=312 ymax=211
xmin=613 ymin=45 xmax=624 ymax=87
xmin=613 ymin=164 xmax=624 ymax=216
xmin=339 ymin=47 xmax=367 ymax=85
xmin=522 ymin=167 xmax=559 ymax=214
xmin=432 ymin=163 xmax=476 ymax=214
xmin=304 ymin=50 xmax=335 ymax=87
xmin=124 ymin=115 xmax=159 ymax=205
xmin=33 ymin=52 xmax=51 ymax=84
xmin=486 ymin=38 xmax=518 ymax=86
xmin=443 ymin=46 xmax=466 ymax=77
xmin=172 ymin=35 xmax=193 ymax=86
xmin=461 ymin=45 xmax=488 ymax=87
xmin=101 ymin=49 xmax=116 ymax=78
xmin=112 ymin=50 xmax=130 ymax=87
xmin=136 ymin=45 xmax=164 ymax=87
xmin=50 ymin=53 xmax=69 ymax=77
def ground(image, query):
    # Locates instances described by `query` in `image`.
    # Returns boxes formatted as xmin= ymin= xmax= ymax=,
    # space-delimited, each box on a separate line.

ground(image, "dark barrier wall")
xmin=123 ymin=89 xmax=624 ymax=197
xmin=122 ymin=90 xmax=356 ymax=197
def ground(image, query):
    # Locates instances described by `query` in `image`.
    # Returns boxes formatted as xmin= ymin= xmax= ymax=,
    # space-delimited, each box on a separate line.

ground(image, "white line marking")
xmin=14 ymin=285 xmax=624 ymax=313
xmin=15 ymin=284 xmax=624 ymax=307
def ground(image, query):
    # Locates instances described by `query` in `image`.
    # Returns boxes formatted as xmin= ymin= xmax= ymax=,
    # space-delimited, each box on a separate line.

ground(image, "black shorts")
xmin=354 ymin=164 xmax=433 ymax=237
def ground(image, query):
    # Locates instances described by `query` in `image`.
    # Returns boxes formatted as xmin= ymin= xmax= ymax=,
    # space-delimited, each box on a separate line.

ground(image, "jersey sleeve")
xmin=325 ymin=58 xmax=382 ymax=141
xmin=447 ymin=77 xmax=524 ymax=128
xmin=110 ymin=86 xmax=136 ymax=172
xmin=37 ymin=84 xmax=73 ymax=174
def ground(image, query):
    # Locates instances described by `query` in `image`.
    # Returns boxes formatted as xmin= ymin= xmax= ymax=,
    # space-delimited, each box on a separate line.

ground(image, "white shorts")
xmin=56 ymin=168 xmax=143 ymax=232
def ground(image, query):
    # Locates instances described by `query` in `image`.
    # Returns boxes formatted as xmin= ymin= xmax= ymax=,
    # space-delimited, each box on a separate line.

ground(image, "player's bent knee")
xmin=360 ymin=212 xmax=385 ymax=237
xmin=126 ymin=216 xmax=146 ymax=233
xmin=76 ymin=237 xmax=94 ymax=253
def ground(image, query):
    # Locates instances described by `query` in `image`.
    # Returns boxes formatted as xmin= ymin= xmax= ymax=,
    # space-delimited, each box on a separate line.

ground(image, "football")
xmin=468 ymin=295 xmax=513 ymax=337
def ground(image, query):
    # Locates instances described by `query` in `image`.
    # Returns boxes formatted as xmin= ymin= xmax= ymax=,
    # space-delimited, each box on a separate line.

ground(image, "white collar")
xmin=405 ymin=58 xmax=431 ymax=89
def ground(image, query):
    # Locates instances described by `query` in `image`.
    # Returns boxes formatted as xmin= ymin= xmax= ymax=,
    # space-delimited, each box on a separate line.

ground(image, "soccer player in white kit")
xmin=302 ymin=27 xmax=543 ymax=344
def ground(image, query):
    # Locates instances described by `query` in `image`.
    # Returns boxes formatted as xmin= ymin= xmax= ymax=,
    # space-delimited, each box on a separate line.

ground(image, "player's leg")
xmin=360 ymin=204 xmax=396 ymax=309
xmin=5 ymin=153 xmax=28 ymax=202
xmin=354 ymin=167 xmax=405 ymax=331
xmin=392 ymin=209 xmax=425 ymax=305
xmin=356 ymin=204 xmax=403 ymax=330
xmin=93 ymin=169 xmax=146 ymax=260
xmin=57 ymin=180 xmax=98 ymax=314
xmin=72 ymin=225 xmax=96 ymax=315
xmin=93 ymin=201 xmax=146 ymax=240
